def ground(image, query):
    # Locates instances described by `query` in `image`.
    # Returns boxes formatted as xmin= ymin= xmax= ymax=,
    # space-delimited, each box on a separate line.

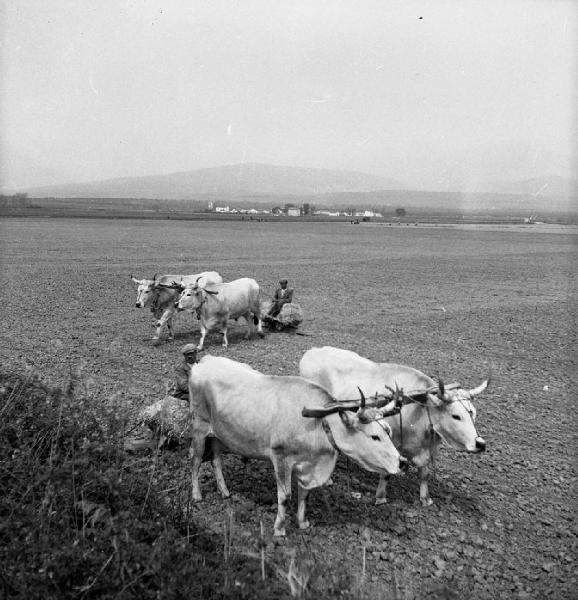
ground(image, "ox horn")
xmin=438 ymin=378 xmax=445 ymax=398
xmin=394 ymin=383 xmax=403 ymax=406
xmin=357 ymin=386 xmax=366 ymax=409
xmin=377 ymin=383 xmax=402 ymax=416
xmin=467 ymin=379 xmax=489 ymax=399
xmin=356 ymin=387 xmax=374 ymax=423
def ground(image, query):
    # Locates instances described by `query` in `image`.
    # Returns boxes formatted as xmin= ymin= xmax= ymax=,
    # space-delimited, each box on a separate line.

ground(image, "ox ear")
xmin=339 ymin=409 xmax=356 ymax=428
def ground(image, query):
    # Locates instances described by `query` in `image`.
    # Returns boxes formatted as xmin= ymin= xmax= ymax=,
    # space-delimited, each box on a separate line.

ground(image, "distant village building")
xmin=352 ymin=209 xmax=383 ymax=218
xmin=286 ymin=207 xmax=301 ymax=217
xmin=215 ymin=206 xmax=230 ymax=213
xmin=315 ymin=209 xmax=341 ymax=217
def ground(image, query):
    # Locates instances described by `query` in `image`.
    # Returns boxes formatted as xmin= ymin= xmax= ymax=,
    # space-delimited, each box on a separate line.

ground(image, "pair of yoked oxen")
xmin=132 ymin=272 xmax=488 ymax=537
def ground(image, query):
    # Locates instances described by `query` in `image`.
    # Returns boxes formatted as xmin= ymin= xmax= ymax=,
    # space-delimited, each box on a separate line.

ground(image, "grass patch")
xmin=0 ymin=368 xmax=291 ymax=599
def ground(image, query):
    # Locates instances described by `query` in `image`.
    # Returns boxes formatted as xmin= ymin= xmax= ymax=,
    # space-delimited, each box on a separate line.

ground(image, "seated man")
xmin=125 ymin=344 xmax=199 ymax=450
xmin=170 ymin=343 xmax=198 ymax=401
xmin=268 ymin=279 xmax=294 ymax=318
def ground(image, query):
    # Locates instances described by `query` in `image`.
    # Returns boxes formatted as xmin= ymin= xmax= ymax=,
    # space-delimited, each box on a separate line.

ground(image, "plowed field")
xmin=1 ymin=217 xmax=575 ymax=599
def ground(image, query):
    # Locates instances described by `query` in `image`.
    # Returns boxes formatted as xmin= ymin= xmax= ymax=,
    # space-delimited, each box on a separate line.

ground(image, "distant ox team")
xmin=131 ymin=271 xmax=222 ymax=343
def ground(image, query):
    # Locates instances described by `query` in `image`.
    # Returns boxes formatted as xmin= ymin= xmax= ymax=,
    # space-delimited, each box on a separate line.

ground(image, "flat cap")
xmin=181 ymin=343 xmax=198 ymax=355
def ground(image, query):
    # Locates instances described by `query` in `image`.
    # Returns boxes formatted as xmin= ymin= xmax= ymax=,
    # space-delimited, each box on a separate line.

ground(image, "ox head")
xmin=420 ymin=377 xmax=489 ymax=453
xmin=131 ymin=274 xmax=158 ymax=308
xmin=303 ymin=388 xmax=403 ymax=475
xmin=175 ymin=276 xmax=218 ymax=312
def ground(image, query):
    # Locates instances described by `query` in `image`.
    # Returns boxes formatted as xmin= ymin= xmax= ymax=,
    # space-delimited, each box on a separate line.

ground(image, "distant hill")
xmin=26 ymin=163 xmax=404 ymax=199
xmin=23 ymin=164 xmax=575 ymax=214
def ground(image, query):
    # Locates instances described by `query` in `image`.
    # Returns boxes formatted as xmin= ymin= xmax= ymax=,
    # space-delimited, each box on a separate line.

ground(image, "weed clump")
xmin=0 ymin=368 xmax=274 ymax=599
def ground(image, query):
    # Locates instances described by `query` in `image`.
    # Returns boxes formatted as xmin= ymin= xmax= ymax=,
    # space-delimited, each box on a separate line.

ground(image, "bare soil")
xmin=0 ymin=217 xmax=575 ymax=599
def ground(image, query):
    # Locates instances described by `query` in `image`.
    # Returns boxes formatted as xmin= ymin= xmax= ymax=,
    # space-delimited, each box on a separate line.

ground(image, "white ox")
xmin=131 ymin=271 xmax=222 ymax=343
xmin=299 ymin=346 xmax=488 ymax=506
xmin=175 ymin=277 xmax=264 ymax=350
xmin=189 ymin=355 xmax=404 ymax=536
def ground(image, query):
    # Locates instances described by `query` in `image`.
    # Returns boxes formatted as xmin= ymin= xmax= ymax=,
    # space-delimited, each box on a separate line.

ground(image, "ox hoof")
xmin=421 ymin=498 xmax=434 ymax=507
xmin=258 ymin=331 xmax=265 ymax=338
xmin=298 ymin=520 xmax=310 ymax=530
xmin=375 ymin=497 xmax=388 ymax=506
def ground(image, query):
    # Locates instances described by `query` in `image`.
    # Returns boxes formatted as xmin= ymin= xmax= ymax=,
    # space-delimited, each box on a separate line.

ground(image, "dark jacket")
xmin=172 ymin=360 xmax=192 ymax=400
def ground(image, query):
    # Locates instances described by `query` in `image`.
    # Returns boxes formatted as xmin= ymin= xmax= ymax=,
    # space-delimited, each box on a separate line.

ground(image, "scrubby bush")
xmin=0 ymin=368 xmax=291 ymax=599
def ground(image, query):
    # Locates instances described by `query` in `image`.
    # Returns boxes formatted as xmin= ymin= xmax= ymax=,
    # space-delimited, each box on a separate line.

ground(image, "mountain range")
xmin=24 ymin=163 xmax=575 ymax=212
xmin=26 ymin=164 xmax=404 ymax=200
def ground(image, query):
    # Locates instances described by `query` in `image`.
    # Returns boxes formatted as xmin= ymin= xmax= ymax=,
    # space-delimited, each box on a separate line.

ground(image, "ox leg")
xmin=243 ymin=311 xmax=253 ymax=340
xmin=196 ymin=323 xmax=207 ymax=351
xmin=297 ymin=485 xmax=311 ymax=530
xmin=221 ymin=327 xmax=229 ymax=349
xmin=375 ymin=474 xmax=390 ymax=505
xmin=166 ymin=315 xmax=175 ymax=341
xmin=419 ymin=465 xmax=434 ymax=506
xmin=255 ymin=314 xmax=264 ymax=338
xmin=154 ymin=308 xmax=174 ymax=342
xmin=211 ymin=439 xmax=230 ymax=499
xmin=190 ymin=429 xmax=209 ymax=501
xmin=272 ymin=456 xmax=293 ymax=537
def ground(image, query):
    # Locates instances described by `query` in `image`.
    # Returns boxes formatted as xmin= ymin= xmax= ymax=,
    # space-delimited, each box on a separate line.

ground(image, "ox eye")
xmin=371 ymin=434 xmax=381 ymax=441
xmin=452 ymin=415 xmax=462 ymax=420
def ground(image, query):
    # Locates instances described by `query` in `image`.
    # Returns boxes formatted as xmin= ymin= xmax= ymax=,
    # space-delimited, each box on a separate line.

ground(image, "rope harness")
xmin=321 ymin=419 xmax=340 ymax=452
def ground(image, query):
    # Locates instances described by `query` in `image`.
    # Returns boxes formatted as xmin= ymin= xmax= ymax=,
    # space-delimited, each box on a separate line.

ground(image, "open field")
xmin=1 ymin=217 xmax=576 ymax=599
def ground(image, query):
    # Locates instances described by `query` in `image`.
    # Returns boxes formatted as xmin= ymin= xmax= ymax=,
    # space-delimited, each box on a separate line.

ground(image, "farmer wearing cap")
xmin=268 ymin=279 xmax=294 ymax=318
xmin=171 ymin=343 xmax=198 ymax=401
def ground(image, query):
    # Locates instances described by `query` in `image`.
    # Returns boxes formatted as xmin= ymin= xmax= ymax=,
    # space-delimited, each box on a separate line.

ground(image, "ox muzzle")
xmin=475 ymin=437 xmax=486 ymax=453
xmin=399 ymin=456 xmax=409 ymax=473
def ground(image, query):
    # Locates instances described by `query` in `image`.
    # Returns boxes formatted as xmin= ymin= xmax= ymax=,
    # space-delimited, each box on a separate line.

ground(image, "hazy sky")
xmin=1 ymin=0 xmax=576 ymax=192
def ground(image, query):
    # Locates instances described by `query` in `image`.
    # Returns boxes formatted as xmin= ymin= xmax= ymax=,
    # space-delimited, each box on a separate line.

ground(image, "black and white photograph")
xmin=1 ymin=1 xmax=575 ymax=598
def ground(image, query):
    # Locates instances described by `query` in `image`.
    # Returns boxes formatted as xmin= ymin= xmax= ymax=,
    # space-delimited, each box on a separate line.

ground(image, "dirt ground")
xmin=1 ymin=217 xmax=576 ymax=599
